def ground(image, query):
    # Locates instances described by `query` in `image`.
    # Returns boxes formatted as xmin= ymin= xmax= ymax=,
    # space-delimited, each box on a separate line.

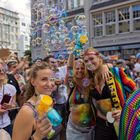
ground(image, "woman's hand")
xmin=0 ymin=108 xmax=6 ymax=115
xmin=32 ymin=116 xmax=52 ymax=140
xmin=1 ymin=103 xmax=15 ymax=110
xmin=112 ymin=109 xmax=121 ymax=121
xmin=101 ymin=64 xmax=112 ymax=81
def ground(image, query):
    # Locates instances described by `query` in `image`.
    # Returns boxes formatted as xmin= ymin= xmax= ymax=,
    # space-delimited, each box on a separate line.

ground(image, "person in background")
xmin=43 ymin=56 xmax=58 ymax=71
xmin=116 ymin=59 xmax=131 ymax=78
xmin=133 ymin=53 xmax=140 ymax=88
xmin=57 ymin=55 xmax=65 ymax=67
xmin=12 ymin=62 xmax=60 ymax=140
xmin=24 ymin=67 xmax=31 ymax=83
xmin=0 ymin=63 xmax=17 ymax=137
xmin=134 ymin=53 xmax=140 ymax=73
xmin=7 ymin=59 xmax=26 ymax=107
xmin=129 ymin=55 xmax=136 ymax=64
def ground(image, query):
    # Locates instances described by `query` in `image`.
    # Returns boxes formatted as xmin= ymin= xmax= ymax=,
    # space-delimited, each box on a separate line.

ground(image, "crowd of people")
xmin=0 ymin=50 xmax=140 ymax=140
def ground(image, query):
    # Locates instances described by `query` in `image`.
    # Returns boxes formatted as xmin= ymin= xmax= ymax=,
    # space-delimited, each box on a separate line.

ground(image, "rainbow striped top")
xmin=110 ymin=67 xmax=136 ymax=107
xmin=119 ymin=89 xmax=140 ymax=140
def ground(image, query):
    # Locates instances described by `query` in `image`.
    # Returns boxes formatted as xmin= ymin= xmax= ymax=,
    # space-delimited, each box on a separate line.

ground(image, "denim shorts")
xmin=66 ymin=119 xmax=95 ymax=140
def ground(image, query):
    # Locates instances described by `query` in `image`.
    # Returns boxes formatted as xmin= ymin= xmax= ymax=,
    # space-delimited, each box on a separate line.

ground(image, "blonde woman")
xmin=66 ymin=59 xmax=96 ymax=140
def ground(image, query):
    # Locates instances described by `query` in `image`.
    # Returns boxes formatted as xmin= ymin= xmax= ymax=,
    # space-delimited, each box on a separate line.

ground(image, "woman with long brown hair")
xmin=12 ymin=62 xmax=57 ymax=140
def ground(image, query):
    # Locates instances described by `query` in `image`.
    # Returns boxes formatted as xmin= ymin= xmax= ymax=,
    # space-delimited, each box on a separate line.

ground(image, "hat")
xmin=136 ymin=53 xmax=140 ymax=59
xmin=7 ymin=59 xmax=18 ymax=66
xmin=116 ymin=59 xmax=125 ymax=64
xmin=130 ymin=55 xmax=136 ymax=59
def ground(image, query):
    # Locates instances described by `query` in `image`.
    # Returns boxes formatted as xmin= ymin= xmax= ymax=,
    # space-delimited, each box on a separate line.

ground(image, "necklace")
xmin=77 ymin=84 xmax=89 ymax=101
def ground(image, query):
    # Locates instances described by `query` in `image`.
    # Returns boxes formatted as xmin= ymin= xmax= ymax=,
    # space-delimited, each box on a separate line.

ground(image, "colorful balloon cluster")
xmin=119 ymin=89 xmax=140 ymax=140
xmin=31 ymin=0 xmax=88 ymax=55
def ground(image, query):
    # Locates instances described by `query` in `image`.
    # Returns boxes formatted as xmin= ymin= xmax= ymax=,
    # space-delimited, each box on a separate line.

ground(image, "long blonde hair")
xmin=84 ymin=47 xmax=104 ymax=86
xmin=72 ymin=59 xmax=91 ymax=97
xmin=73 ymin=59 xmax=88 ymax=82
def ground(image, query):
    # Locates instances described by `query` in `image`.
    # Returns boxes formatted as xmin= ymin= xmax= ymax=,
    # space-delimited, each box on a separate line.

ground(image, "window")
xmin=54 ymin=0 xmax=58 ymax=5
xmin=119 ymin=21 xmax=130 ymax=33
xmin=25 ymin=36 xmax=28 ymax=41
xmin=22 ymin=23 xmax=26 ymax=26
xmin=93 ymin=0 xmax=109 ymax=3
xmin=105 ymin=11 xmax=115 ymax=23
xmin=67 ymin=0 xmax=84 ymax=10
xmin=118 ymin=7 xmax=130 ymax=21
xmin=134 ymin=19 xmax=140 ymax=31
xmin=93 ymin=13 xmax=102 ymax=25
xmin=118 ymin=7 xmax=130 ymax=33
xmin=105 ymin=10 xmax=115 ymax=35
xmin=133 ymin=5 xmax=140 ymax=18
xmin=93 ymin=13 xmax=103 ymax=37
xmin=106 ymin=24 xmax=115 ymax=35
xmin=133 ymin=5 xmax=140 ymax=31
xmin=94 ymin=26 xmax=103 ymax=37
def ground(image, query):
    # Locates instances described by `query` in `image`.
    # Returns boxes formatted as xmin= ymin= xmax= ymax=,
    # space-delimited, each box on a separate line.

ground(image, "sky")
xmin=0 ymin=0 xmax=31 ymax=16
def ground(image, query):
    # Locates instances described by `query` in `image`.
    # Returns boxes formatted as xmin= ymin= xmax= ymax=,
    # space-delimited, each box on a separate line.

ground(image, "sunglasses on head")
xmin=85 ymin=52 xmax=99 ymax=56
xmin=50 ymin=61 xmax=57 ymax=64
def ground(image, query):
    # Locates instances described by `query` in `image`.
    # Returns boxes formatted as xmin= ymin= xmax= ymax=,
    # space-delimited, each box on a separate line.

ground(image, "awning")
xmin=95 ymin=46 xmax=119 ymax=51
xmin=121 ymin=44 xmax=140 ymax=49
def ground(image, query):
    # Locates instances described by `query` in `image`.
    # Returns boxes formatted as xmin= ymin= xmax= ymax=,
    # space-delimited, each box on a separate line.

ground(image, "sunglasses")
xmin=50 ymin=61 xmax=57 ymax=64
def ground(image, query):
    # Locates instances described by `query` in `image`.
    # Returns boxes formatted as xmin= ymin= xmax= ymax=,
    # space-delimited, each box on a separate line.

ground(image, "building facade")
xmin=90 ymin=0 xmax=140 ymax=59
xmin=0 ymin=7 xmax=19 ymax=52
xmin=31 ymin=0 xmax=140 ymax=60
xmin=18 ymin=13 xmax=31 ymax=57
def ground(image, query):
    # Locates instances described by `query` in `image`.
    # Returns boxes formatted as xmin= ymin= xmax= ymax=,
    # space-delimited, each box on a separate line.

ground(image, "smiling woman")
xmin=65 ymin=55 xmax=95 ymax=140
xmin=12 ymin=62 xmax=61 ymax=140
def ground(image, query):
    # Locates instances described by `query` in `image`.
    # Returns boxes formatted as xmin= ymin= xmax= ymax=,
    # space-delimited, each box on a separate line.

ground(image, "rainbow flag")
xmin=110 ymin=67 xmax=136 ymax=107
xmin=119 ymin=89 xmax=140 ymax=140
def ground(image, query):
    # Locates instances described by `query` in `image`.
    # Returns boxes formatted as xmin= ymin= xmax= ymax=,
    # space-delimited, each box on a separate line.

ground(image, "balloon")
xmin=38 ymin=3 xmax=45 ymax=9
xmin=42 ymin=23 xmax=50 ymax=33
xmin=71 ymin=26 xmax=79 ymax=34
xmin=36 ymin=37 xmax=42 ymax=45
xmin=76 ymin=15 xmax=86 ymax=26
xmin=31 ymin=39 xmax=36 ymax=47
xmin=49 ymin=8 xmax=57 ymax=15
xmin=33 ymin=3 xmax=38 ymax=9
xmin=86 ymin=64 xmax=94 ymax=71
